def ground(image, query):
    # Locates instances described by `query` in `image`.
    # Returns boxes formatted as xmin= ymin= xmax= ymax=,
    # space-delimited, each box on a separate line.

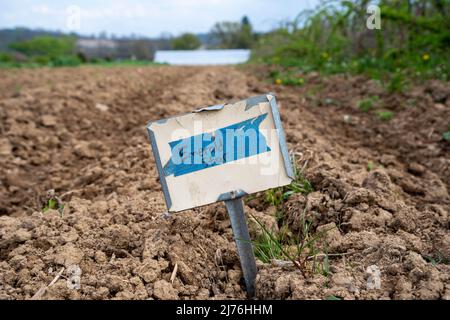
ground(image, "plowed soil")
xmin=0 ymin=65 xmax=449 ymax=300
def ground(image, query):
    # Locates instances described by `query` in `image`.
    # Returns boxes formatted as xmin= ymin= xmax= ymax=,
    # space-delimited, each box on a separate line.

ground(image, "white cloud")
xmin=31 ymin=4 xmax=50 ymax=14
xmin=1 ymin=0 xmax=320 ymax=36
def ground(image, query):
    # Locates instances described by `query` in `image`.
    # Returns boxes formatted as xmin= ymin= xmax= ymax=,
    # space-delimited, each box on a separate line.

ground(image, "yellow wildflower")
xmin=422 ymin=53 xmax=430 ymax=61
xmin=275 ymin=78 xmax=282 ymax=85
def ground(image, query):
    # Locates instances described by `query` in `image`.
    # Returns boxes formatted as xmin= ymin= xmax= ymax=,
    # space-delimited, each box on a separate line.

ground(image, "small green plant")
xmin=423 ymin=251 xmax=449 ymax=266
xmin=42 ymin=198 xmax=58 ymax=212
xmin=269 ymin=68 xmax=306 ymax=87
xmin=251 ymin=224 xmax=286 ymax=264
xmin=88 ymin=60 xmax=160 ymax=67
xmin=41 ymin=191 xmax=65 ymax=216
xmin=367 ymin=161 xmax=375 ymax=171
xmin=251 ymin=209 xmax=334 ymax=277
xmin=376 ymin=110 xmax=394 ymax=121
xmin=443 ymin=123 xmax=450 ymax=141
xmin=386 ymin=73 xmax=407 ymax=93
xmin=326 ymin=295 xmax=342 ymax=300
xmin=280 ymin=77 xmax=305 ymax=86
xmin=357 ymin=96 xmax=378 ymax=112
xmin=265 ymin=188 xmax=284 ymax=207
xmin=171 ymin=33 xmax=201 ymax=50
xmin=13 ymin=84 xmax=22 ymax=96
xmin=265 ymin=165 xmax=313 ymax=207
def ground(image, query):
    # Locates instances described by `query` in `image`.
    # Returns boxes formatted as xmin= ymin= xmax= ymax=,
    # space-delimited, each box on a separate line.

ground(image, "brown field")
xmin=0 ymin=65 xmax=449 ymax=300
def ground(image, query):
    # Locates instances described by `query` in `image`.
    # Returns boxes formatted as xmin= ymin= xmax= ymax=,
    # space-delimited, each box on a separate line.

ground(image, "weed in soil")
xmin=376 ymin=110 xmax=394 ymax=121
xmin=357 ymin=96 xmax=379 ymax=112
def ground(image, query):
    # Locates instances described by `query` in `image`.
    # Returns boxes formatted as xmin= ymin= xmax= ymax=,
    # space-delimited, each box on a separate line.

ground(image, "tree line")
xmin=171 ymin=16 xmax=256 ymax=50
xmin=0 ymin=15 xmax=257 ymax=66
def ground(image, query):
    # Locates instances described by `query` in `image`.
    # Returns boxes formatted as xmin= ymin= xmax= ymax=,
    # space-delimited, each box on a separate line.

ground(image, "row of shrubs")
xmin=0 ymin=35 xmax=158 ymax=68
xmin=0 ymin=52 xmax=159 ymax=68
xmin=0 ymin=52 xmax=82 ymax=67
xmin=0 ymin=36 xmax=81 ymax=67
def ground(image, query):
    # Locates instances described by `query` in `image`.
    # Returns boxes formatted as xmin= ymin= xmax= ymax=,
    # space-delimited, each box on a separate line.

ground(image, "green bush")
xmin=31 ymin=55 xmax=51 ymax=65
xmin=210 ymin=16 xmax=255 ymax=49
xmin=171 ymin=33 xmax=201 ymax=50
xmin=443 ymin=123 xmax=450 ymax=141
xmin=6 ymin=36 xmax=87 ymax=68
xmin=357 ymin=96 xmax=379 ymax=112
xmin=386 ymin=72 xmax=408 ymax=93
xmin=10 ymin=36 xmax=76 ymax=59
xmin=0 ymin=52 xmax=13 ymax=63
xmin=376 ymin=110 xmax=394 ymax=121
xmin=252 ymin=0 xmax=450 ymax=81
xmin=51 ymin=55 xmax=82 ymax=67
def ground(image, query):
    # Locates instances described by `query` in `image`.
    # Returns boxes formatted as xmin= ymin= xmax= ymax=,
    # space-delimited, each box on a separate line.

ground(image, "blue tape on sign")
xmin=163 ymin=113 xmax=271 ymax=177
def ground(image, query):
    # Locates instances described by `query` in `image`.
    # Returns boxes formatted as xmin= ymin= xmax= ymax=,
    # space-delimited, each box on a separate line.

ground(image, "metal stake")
xmin=224 ymin=197 xmax=257 ymax=298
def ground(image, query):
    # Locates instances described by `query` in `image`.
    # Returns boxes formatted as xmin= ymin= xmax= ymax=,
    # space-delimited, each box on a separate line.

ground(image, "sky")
xmin=0 ymin=0 xmax=321 ymax=37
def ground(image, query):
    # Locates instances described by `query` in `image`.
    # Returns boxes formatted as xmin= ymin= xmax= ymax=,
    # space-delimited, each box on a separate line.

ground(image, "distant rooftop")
xmin=77 ymin=39 xmax=117 ymax=49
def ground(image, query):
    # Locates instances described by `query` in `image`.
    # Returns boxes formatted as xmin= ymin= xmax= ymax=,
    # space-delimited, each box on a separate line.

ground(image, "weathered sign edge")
xmin=146 ymin=127 xmax=173 ymax=210
xmin=268 ymin=94 xmax=295 ymax=180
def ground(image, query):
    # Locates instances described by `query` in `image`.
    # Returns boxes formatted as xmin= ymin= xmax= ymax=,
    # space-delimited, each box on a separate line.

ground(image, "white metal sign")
xmin=147 ymin=94 xmax=294 ymax=212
